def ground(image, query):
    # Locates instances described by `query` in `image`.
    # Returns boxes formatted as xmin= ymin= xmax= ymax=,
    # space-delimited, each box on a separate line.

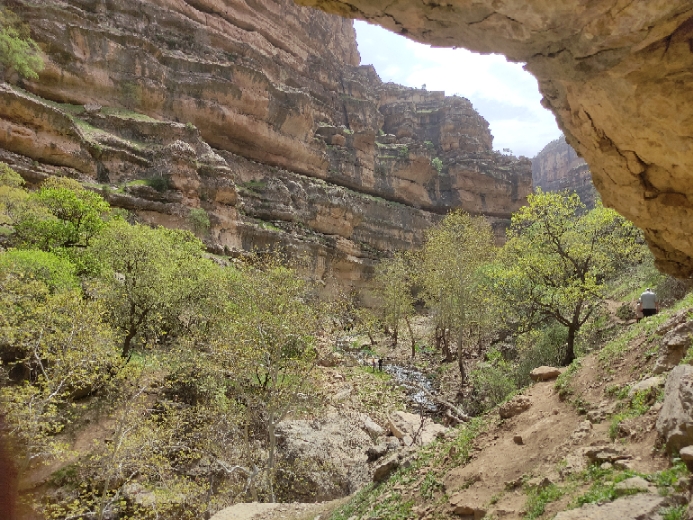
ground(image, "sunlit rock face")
xmin=532 ymin=136 xmax=596 ymax=208
xmin=296 ymin=0 xmax=693 ymax=277
xmin=5 ymin=0 xmax=530 ymax=295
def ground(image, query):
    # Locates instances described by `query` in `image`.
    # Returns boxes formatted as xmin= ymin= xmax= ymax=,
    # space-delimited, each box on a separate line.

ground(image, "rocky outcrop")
xmin=5 ymin=0 xmax=531 ymax=295
xmin=656 ymin=365 xmax=693 ymax=452
xmin=296 ymin=0 xmax=693 ymax=277
xmin=532 ymin=136 xmax=596 ymax=208
xmin=553 ymin=493 xmax=672 ymax=520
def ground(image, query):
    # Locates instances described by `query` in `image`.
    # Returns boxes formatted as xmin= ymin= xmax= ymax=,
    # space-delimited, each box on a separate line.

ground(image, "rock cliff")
xmin=3 ymin=0 xmax=531 ymax=295
xmin=296 ymin=0 xmax=693 ymax=278
xmin=532 ymin=135 xmax=596 ymax=208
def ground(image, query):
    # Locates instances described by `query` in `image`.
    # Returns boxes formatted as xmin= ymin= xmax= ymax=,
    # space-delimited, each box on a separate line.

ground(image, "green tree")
xmin=90 ymin=221 xmax=210 ymax=357
xmin=225 ymin=263 xmax=318 ymax=502
xmin=0 ymin=7 xmax=44 ymax=82
xmin=14 ymin=177 xmax=110 ymax=251
xmin=492 ymin=190 xmax=639 ymax=365
xmin=0 ymin=253 xmax=119 ymax=470
xmin=373 ymin=251 xmax=415 ymax=352
xmin=419 ymin=210 xmax=497 ymax=378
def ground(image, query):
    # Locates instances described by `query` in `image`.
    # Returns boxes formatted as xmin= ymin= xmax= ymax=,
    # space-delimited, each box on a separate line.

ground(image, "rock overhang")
xmin=296 ymin=0 xmax=693 ymax=277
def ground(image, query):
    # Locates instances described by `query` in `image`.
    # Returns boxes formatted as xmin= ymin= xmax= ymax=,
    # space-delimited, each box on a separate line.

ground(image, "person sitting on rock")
xmin=639 ymin=287 xmax=659 ymax=318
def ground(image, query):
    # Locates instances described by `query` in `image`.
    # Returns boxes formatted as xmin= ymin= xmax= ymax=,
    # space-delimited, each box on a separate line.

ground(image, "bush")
xmin=146 ymin=176 xmax=171 ymax=192
xmin=188 ymin=208 xmax=210 ymax=237
xmin=514 ymin=324 xmax=567 ymax=386
xmin=467 ymin=349 xmax=516 ymax=415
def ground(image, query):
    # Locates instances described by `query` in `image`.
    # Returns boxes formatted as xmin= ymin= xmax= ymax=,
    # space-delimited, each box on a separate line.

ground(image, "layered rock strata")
xmin=532 ymin=135 xmax=596 ymax=208
xmin=4 ymin=0 xmax=531 ymax=294
xmin=296 ymin=0 xmax=693 ymax=277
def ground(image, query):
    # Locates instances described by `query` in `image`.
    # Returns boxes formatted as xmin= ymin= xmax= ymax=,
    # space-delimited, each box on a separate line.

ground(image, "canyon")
xmin=297 ymin=0 xmax=693 ymax=279
xmin=1 ymin=0 xmax=531 ymax=298
xmin=532 ymin=135 xmax=596 ymax=208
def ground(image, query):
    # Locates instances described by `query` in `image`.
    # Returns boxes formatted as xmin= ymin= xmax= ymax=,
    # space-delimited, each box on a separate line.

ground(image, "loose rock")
xmin=679 ymin=445 xmax=693 ymax=471
xmin=530 ymin=366 xmax=561 ymax=382
xmin=449 ymin=494 xmax=486 ymax=519
xmin=553 ymin=493 xmax=667 ymax=519
xmin=499 ymin=395 xmax=532 ymax=419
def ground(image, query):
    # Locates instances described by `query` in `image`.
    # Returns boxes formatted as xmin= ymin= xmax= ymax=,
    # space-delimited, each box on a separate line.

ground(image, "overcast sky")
xmin=354 ymin=21 xmax=562 ymax=159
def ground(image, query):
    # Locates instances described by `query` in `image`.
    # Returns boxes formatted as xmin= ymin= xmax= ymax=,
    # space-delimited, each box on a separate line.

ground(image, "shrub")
xmin=188 ymin=208 xmax=210 ymax=237
xmin=468 ymin=349 xmax=516 ymax=414
xmin=146 ymin=176 xmax=171 ymax=192
xmin=514 ymin=323 xmax=567 ymax=386
xmin=431 ymin=157 xmax=443 ymax=173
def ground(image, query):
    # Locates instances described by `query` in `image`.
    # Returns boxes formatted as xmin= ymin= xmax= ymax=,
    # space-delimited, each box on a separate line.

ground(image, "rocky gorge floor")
xmin=212 ymin=295 xmax=693 ymax=520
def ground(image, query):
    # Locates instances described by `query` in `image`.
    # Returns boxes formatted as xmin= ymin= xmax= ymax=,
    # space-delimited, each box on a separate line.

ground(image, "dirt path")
xmin=211 ymin=499 xmax=347 ymax=520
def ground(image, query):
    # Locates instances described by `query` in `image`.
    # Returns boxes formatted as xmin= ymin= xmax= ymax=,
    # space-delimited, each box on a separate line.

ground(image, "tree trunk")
xmin=457 ymin=328 xmax=466 ymax=383
xmin=393 ymin=323 xmax=398 ymax=346
xmin=562 ymin=325 xmax=577 ymax=366
xmin=267 ymin=411 xmax=276 ymax=503
xmin=405 ymin=317 xmax=416 ymax=357
xmin=121 ymin=329 xmax=136 ymax=358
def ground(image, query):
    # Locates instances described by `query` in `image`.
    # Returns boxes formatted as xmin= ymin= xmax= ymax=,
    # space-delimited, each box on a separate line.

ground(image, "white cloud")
xmin=354 ymin=21 xmax=561 ymax=158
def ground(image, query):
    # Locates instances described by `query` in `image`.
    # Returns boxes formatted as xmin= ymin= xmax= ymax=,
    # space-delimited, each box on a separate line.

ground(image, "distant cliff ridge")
xmin=532 ymin=135 xmax=596 ymax=208
xmin=2 ymin=0 xmax=532 ymax=297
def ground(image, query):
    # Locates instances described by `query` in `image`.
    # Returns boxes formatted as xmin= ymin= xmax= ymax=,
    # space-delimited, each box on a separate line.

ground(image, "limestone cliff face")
xmin=532 ymin=136 xmax=596 ymax=208
xmin=296 ymin=0 xmax=693 ymax=277
xmin=3 ymin=0 xmax=531 ymax=295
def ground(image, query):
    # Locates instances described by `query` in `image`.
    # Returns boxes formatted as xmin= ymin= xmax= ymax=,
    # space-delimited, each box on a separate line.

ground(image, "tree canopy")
xmin=418 ymin=210 xmax=497 ymax=376
xmin=0 ymin=7 xmax=44 ymax=82
xmin=491 ymin=190 xmax=639 ymax=365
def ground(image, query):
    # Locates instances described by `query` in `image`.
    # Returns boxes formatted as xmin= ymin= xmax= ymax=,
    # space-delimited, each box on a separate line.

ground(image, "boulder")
xmin=570 ymin=420 xmax=593 ymax=441
xmin=613 ymin=476 xmax=654 ymax=497
xmin=584 ymin=445 xmax=631 ymax=464
xmin=448 ymin=494 xmax=486 ymax=519
xmin=656 ymin=365 xmax=693 ymax=452
xmin=628 ymin=377 xmax=664 ymax=398
xmin=387 ymin=411 xmax=448 ymax=445
xmin=499 ymin=395 xmax=532 ymax=419
xmin=530 ymin=366 xmax=561 ymax=382
xmin=318 ymin=350 xmax=343 ymax=367
xmin=653 ymin=321 xmax=693 ymax=373
xmin=274 ymin=413 xmax=372 ymax=501
xmin=656 ymin=309 xmax=692 ymax=336
xmin=553 ymin=493 xmax=667 ymax=520
xmin=372 ymin=455 xmax=399 ymax=482
xmin=362 ymin=416 xmax=386 ymax=438
xmin=679 ymin=446 xmax=693 ymax=471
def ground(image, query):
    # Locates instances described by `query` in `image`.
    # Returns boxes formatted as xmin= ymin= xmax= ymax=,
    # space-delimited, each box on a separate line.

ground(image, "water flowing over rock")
xmin=4 ymin=0 xmax=531 ymax=298
xmin=296 ymin=0 xmax=693 ymax=278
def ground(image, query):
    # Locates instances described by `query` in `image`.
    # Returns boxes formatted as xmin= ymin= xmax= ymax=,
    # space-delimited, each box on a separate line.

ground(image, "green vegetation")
xmin=329 ymin=418 xmax=485 ymax=520
xmin=373 ymin=251 xmax=415 ymax=352
xmin=490 ymin=190 xmax=640 ymax=365
xmin=608 ymin=387 xmax=662 ymax=440
xmin=0 ymin=7 xmax=44 ymax=81
xmin=0 ymin=163 xmax=325 ymax=517
xmin=398 ymin=145 xmax=409 ymax=158
xmin=431 ymin=156 xmax=443 ymax=173
xmin=187 ymin=207 xmax=210 ymax=237
xmin=419 ymin=211 xmax=496 ymax=376
xmin=524 ymin=483 xmax=565 ymax=519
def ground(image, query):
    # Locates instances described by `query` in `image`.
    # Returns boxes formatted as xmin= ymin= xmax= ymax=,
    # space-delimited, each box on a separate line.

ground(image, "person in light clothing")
xmin=639 ymin=288 xmax=659 ymax=318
